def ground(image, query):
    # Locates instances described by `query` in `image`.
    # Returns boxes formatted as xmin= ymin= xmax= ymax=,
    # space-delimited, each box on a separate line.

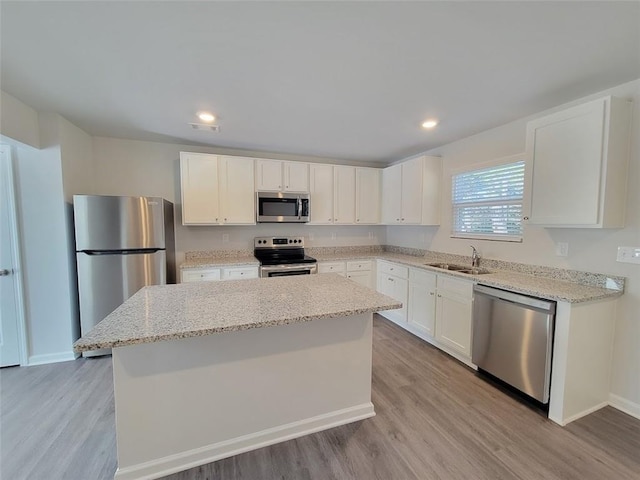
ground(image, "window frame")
xmin=450 ymin=154 xmax=525 ymax=243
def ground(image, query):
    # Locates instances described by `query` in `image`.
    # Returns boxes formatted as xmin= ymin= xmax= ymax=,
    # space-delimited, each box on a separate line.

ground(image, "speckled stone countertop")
xmin=73 ymin=274 xmax=401 ymax=352
xmin=180 ymin=256 xmax=259 ymax=268
xmin=313 ymin=252 xmax=622 ymax=303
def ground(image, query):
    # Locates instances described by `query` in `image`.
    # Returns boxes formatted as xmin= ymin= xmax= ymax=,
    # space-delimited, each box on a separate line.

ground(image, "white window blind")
xmin=452 ymin=160 xmax=525 ymax=241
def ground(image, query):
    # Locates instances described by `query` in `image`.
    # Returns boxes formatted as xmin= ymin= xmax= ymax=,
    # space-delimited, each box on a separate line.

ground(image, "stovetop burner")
xmin=254 ymin=236 xmax=316 ymax=266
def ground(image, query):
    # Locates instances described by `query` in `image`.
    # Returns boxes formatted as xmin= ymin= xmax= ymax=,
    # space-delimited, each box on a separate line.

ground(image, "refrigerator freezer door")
xmin=77 ymin=250 xmax=166 ymax=356
xmin=74 ymin=195 xmax=167 ymax=251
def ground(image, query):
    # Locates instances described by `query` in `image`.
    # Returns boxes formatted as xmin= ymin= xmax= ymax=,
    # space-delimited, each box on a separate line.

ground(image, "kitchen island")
xmin=74 ymin=274 xmax=400 ymax=480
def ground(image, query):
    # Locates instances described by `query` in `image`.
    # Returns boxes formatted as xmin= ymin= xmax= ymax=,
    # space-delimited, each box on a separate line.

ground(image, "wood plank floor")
xmin=1 ymin=315 xmax=639 ymax=479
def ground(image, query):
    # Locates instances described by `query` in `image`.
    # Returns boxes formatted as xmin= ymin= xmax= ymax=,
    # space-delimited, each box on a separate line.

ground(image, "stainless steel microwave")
xmin=256 ymin=192 xmax=310 ymax=223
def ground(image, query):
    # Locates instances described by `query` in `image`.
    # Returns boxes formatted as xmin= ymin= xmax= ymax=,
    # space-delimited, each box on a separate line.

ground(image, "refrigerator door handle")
xmin=81 ymin=248 xmax=163 ymax=256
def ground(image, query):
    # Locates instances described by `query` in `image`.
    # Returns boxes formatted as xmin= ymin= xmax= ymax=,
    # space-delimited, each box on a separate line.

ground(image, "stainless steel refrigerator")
xmin=74 ymin=195 xmax=175 ymax=357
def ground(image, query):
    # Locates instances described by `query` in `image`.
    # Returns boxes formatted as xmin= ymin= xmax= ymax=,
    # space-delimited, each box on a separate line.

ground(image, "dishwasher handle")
xmin=474 ymin=284 xmax=556 ymax=314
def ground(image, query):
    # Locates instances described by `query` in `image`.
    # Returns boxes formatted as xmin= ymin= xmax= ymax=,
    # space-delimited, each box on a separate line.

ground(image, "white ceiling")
xmin=1 ymin=1 xmax=639 ymax=163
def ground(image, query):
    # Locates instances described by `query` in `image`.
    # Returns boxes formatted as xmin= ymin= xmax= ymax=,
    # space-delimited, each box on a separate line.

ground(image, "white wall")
xmin=0 ymin=90 xmax=40 ymax=148
xmin=389 ymin=79 xmax=640 ymax=412
xmin=91 ymin=137 xmax=386 ymax=266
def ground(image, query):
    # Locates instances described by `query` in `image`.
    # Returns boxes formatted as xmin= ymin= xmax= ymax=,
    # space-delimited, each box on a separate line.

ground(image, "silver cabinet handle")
xmin=388 ymin=277 xmax=394 ymax=282
xmin=0 ymin=269 xmax=10 ymax=276
xmin=437 ymin=294 xmax=442 ymax=298
xmin=429 ymin=292 xmax=434 ymax=296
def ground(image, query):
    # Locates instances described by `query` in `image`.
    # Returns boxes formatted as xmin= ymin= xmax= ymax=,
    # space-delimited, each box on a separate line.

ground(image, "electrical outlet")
xmin=331 ymin=232 xmax=336 ymax=240
xmin=555 ymin=242 xmax=569 ymax=257
xmin=616 ymin=246 xmax=640 ymax=264
xmin=308 ymin=233 xmax=314 ymax=241
xmin=368 ymin=231 xmax=374 ymax=239
xmin=222 ymin=234 xmax=229 ymax=243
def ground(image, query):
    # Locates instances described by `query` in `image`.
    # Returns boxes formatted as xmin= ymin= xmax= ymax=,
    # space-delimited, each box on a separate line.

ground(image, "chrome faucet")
xmin=470 ymin=245 xmax=481 ymax=268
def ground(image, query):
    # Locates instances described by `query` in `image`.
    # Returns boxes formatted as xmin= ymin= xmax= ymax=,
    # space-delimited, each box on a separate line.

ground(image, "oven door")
xmin=260 ymin=264 xmax=318 ymax=278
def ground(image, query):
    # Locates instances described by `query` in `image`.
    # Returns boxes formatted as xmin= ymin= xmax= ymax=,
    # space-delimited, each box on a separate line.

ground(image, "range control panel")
xmin=254 ymin=236 xmax=305 ymax=248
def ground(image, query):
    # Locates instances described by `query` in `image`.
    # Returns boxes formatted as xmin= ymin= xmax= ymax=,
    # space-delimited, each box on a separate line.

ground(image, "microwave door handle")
xmin=297 ymin=197 xmax=302 ymax=220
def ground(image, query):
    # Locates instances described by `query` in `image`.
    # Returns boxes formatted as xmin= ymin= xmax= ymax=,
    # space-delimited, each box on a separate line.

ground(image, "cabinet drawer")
xmin=223 ymin=267 xmax=259 ymax=280
xmin=437 ymin=275 xmax=473 ymax=298
xmin=181 ymin=268 xmax=221 ymax=283
xmin=347 ymin=260 xmax=373 ymax=272
xmin=378 ymin=261 xmax=408 ymax=279
xmin=318 ymin=262 xmax=346 ymax=274
xmin=410 ymin=268 xmax=436 ymax=287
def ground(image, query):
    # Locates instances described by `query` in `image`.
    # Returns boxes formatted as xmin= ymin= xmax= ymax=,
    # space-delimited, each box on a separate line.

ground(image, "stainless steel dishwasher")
xmin=472 ymin=285 xmax=556 ymax=404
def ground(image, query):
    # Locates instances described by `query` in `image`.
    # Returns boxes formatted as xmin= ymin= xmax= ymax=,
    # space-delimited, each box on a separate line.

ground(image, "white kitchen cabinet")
xmin=255 ymin=159 xmax=309 ymax=193
xmin=355 ymin=168 xmax=381 ymax=224
xmin=180 ymin=153 xmax=255 ymax=225
xmin=376 ymin=261 xmax=408 ymax=324
xmin=180 ymin=152 xmax=220 ymax=225
xmin=334 ymin=166 xmax=356 ymax=224
xmin=346 ymin=260 xmax=374 ymax=288
xmin=407 ymin=268 xmax=436 ymax=337
xmin=318 ymin=261 xmax=346 ymax=276
xmin=434 ymin=276 xmax=473 ymax=358
xmin=222 ymin=266 xmax=259 ymax=280
xmin=309 ymin=164 xmax=334 ymax=224
xmin=381 ymin=156 xmax=441 ymax=225
xmin=309 ymin=164 xmax=359 ymax=225
xmin=181 ymin=265 xmax=258 ymax=283
xmin=181 ymin=268 xmax=221 ymax=283
xmin=524 ymin=96 xmax=632 ymax=228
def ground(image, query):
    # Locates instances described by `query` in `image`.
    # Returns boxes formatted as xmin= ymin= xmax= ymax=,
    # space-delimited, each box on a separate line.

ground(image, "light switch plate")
xmin=616 ymin=246 xmax=640 ymax=264
xmin=555 ymin=242 xmax=569 ymax=257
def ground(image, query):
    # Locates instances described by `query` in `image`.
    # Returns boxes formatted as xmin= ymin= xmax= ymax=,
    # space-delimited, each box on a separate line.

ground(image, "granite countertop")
xmin=313 ymin=252 xmax=622 ymax=303
xmin=180 ymin=256 xmax=260 ymax=268
xmin=73 ymin=274 xmax=401 ymax=352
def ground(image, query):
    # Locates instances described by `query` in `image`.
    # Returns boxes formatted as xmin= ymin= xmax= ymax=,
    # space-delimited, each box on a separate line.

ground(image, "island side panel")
xmin=112 ymin=313 xmax=374 ymax=480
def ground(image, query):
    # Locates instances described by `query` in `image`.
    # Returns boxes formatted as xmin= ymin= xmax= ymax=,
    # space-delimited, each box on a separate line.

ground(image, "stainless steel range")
xmin=254 ymin=236 xmax=317 ymax=277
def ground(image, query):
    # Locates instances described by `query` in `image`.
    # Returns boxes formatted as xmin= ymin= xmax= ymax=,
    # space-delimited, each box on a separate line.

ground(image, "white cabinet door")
xmin=377 ymin=271 xmax=408 ymax=323
xmin=219 ymin=156 xmax=255 ymax=224
xmin=318 ymin=261 xmax=346 ymax=276
xmin=347 ymin=270 xmax=372 ymax=288
xmin=435 ymin=289 xmax=473 ymax=357
xmin=284 ymin=162 xmax=309 ymax=192
xmin=181 ymin=268 xmax=221 ymax=283
xmin=408 ymin=269 xmax=436 ymax=336
xmin=309 ymin=164 xmax=334 ymax=224
xmin=381 ymin=164 xmax=402 ymax=224
xmin=421 ymin=156 xmax=442 ymax=225
xmin=525 ymin=96 xmax=631 ymax=228
xmin=400 ymin=157 xmax=423 ymax=224
xmin=355 ymin=168 xmax=380 ymax=224
xmin=180 ymin=153 xmax=220 ymax=225
xmin=255 ymin=159 xmax=283 ymax=191
xmin=334 ymin=166 xmax=356 ymax=224
xmin=222 ymin=266 xmax=259 ymax=280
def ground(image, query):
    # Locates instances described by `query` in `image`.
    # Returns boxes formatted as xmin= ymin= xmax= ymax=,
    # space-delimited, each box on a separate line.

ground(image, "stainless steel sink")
xmin=424 ymin=263 xmax=492 ymax=275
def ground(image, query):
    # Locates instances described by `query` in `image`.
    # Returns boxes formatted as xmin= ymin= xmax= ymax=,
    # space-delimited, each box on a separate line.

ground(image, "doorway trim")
xmin=1 ymin=144 xmax=29 ymax=366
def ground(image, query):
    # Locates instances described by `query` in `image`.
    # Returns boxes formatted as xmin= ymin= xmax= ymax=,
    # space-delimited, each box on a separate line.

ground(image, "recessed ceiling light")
xmin=198 ymin=112 xmax=215 ymax=123
xmin=422 ymin=119 xmax=438 ymax=129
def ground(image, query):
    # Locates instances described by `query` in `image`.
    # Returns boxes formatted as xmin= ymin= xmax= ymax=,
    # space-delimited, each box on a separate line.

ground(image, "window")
xmin=451 ymin=158 xmax=525 ymax=242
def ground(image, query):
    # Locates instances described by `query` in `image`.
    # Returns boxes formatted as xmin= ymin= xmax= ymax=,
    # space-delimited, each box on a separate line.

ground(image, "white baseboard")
xmin=114 ymin=403 xmax=375 ymax=480
xmin=553 ymin=401 xmax=610 ymax=426
xmin=27 ymin=351 xmax=78 ymax=366
xmin=609 ymin=394 xmax=640 ymax=420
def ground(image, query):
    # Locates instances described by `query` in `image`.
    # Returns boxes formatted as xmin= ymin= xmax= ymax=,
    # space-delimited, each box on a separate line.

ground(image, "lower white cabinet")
xmin=377 ymin=260 xmax=474 ymax=365
xmin=318 ymin=260 xmax=375 ymax=288
xmin=434 ymin=276 xmax=473 ymax=358
xmin=318 ymin=261 xmax=346 ymax=276
xmin=376 ymin=261 xmax=408 ymax=324
xmin=407 ymin=268 xmax=436 ymax=337
xmin=181 ymin=266 xmax=258 ymax=283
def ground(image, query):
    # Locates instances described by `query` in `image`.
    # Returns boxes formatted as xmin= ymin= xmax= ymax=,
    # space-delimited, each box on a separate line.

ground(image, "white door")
xmin=309 ymin=164 xmax=334 ymax=224
xmin=219 ymin=156 xmax=255 ymax=224
xmin=0 ymin=146 xmax=21 ymax=367
xmin=255 ymin=159 xmax=283 ymax=191
xmin=355 ymin=168 xmax=380 ymax=224
xmin=333 ymin=166 xmax=356 ymax=224
xmin=283 ymin=162 xmax=309 ymax=192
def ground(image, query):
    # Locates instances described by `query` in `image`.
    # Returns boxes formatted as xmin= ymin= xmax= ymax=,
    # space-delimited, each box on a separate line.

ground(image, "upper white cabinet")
xmin=381 ymin=155 xmax=441 ymax=225
xmin=309 ymin=164 xmax=334 ymax=224
xmin=255 ymin=159 xmax=309 ymax=193
xmin=355 ymin=168 xmax=381 ymax=224
xmin=180 ymin=152 xmax=255 ymax=225
xmin=333 ymin=166 xmax=356 ymax=224
xmin=524 ymin=96 xmax=632 ymax=228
